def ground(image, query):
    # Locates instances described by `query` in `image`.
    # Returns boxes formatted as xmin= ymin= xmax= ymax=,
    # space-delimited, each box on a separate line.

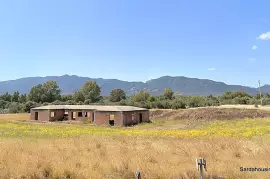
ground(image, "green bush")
xmin=262 ymin=98 xmax=270 ymax=106
xmin=156 ymin=100 xmax=171 ymax=109
xmin=150 ymin=102 xmax=157 ymax=109
xmin=187 ymin=96 xmax=206 ymax=108
xmin=171 ymin=99 xmax=186 ymax=109
xmin=8 ymin=102 xmax=21 ymax=113
xmin=233 ymin=96 xmax=251 ymax=105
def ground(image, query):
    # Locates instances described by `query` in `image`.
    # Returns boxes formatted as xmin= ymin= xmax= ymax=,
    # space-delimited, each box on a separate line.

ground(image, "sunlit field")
xmin=0 ymin=114 xmax=270 ymax=178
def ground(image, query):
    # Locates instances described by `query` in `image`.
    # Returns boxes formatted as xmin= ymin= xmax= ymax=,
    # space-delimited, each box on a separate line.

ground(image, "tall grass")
xmin=1 ymin=137 xmax=270 ymax=179
xmin=0 ymin=114 xmax=270 ymax=178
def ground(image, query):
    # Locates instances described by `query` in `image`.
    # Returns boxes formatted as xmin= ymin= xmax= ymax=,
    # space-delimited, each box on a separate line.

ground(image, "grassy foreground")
xmin=0 ymin=114 xmax=270 ymax=178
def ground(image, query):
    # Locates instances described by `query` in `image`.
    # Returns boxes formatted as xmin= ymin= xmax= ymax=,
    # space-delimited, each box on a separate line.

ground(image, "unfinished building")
xmin=30 ymin=105 xmax=150 ymax=126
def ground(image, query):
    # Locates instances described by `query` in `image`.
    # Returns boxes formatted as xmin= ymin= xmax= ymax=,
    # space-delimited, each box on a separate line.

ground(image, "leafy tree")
xmin=65 ymin=100 xmax=76 ymax=105
xmin=0 ymin=92 xmax=12 ymax=102
xmin=4 ymin=102 xmax=11 ymax=109
xmin=61 ymin=94 xmax=73 ymax=102
xmin=28 ymin=81 xmax=61 ymax=103
xmin=81 ymin=81 xmax=101 ymax=103
xmin=12 ymin=91 xmax=20 ymax=102
xmin=42 ymin=81 xmax=61 ymax=102
xmin=110 ymin=89 xmax=126 ymax=102
xmin=0 ymin=100 xmax=6 ymax=109
xmin=132 ymin=91 xmax=150 ymax=102
xmin=163 ymin=88 xmax=174 ymax=100
xmin=51 ymin=100 xmax=65 ymax=105
xmin=134 ymin=101 xmax=151 ymax=109
xmin=73 ymin=90 xmax=85 ymax=102
xmin=149 ymin=101 xmax=157 ymax=109
xmin=8 ymin=102 xmax=21 ymax=113
xmin=23 ymin=101 xmax=37 ymax=113
xmin=119 ymin=99 xmax=128 ymax=106
xmin=148 ymin=96 xmax=156 ymax=102
xmin=19 ymin=94 xmax=27 ymax=103
xmin=84 ymin=99 xmax=92 ymax=105
xmin=28 ymin=84 xmax=44 ymax=103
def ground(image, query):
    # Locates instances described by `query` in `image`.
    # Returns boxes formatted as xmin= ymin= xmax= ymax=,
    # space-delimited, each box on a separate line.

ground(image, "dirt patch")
xmin=151 ymin=108 xmax=270 ymax=121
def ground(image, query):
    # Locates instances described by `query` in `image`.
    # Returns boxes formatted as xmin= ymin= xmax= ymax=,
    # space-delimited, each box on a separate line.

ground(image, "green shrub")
xmin=187 ymin=96 xmax=205 ymax=108
xmin=171 ymin=99 xmax=186 ymax=109
xmin=8 ymin=102 xmax=21 ymax=113
xmin=156 ymin=100 xmax=171 ymax=109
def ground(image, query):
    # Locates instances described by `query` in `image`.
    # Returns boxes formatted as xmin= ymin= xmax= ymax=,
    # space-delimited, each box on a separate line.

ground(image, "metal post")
xmin=196 ymin=158 xmax=207 ymax=179
xmin=135 ymin=172 xmax=141 ymax=179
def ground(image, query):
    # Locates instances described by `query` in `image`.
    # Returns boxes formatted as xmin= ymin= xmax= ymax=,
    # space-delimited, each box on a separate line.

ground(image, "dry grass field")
xmin=0 ymin=110 xmax=270 ymax=179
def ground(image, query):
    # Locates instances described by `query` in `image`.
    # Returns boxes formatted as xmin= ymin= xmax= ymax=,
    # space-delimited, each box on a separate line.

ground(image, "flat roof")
xmin=31 ymin=105 xmax=148 ymax=112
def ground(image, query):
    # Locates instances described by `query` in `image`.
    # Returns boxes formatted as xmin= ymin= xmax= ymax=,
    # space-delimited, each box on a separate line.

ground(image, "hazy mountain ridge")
xmin=0 ymin=75 xmax=264 ymax=96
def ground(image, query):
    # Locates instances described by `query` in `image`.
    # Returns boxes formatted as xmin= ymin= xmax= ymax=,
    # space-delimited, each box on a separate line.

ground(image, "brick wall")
xmin=94 ymin=111 xmax=122 ymax=126
xmin=66 ymin=110 xmax=94 ymax=121
xmin=122 ymin=111 xmax=150 ymax=126
xmin=49 ymin=110 xmax=65 ymax=121
xmin=30 ymin=110 xmax=50 ymax=121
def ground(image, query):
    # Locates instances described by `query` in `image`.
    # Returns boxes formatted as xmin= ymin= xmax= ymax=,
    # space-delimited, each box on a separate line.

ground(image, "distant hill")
xmin=0 ymin=75 xmax=263 ymax=96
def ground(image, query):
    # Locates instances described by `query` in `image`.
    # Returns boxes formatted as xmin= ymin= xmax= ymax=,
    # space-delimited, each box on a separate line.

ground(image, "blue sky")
xmin=0 ymin=0 xmax=269 ymax=87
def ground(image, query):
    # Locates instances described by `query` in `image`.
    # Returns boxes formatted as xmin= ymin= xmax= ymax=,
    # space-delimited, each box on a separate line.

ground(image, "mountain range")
xmin=0 ymin=75 xmax=269 ymax=96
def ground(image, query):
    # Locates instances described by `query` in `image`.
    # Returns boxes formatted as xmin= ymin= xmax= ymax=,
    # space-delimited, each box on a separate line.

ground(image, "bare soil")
xmin=150 ymin=108 xmax=270 ymax=121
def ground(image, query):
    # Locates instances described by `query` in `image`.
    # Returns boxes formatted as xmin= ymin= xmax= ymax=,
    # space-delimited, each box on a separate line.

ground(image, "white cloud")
xmin=258 ymin=32 xmax=270 ymax=40
xmin=208 ymin=68 xmax=216 ymax=71
xmin=252 ymin=45 xmax=258 ymax=50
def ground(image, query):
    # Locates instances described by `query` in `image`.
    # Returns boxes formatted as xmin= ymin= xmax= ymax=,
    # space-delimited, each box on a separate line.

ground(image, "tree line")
xmin=0 ymin=80 xmax=269 ymax=113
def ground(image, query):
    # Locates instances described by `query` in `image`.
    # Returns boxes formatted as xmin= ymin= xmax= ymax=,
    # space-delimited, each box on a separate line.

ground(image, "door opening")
xmin=71 ymin=112 xmax=76 ymax=120
xmin=139 ymin=113 xmax=143 ymax=123
xmin=109 ymin=120 xmax=115 ymax=126
xmin=34 ymin=112 xmax=38 ymax=120
xmin=109 ymin=114 xmax=115 ymax=126
xmin=64 ymin=111 xmax=69 ymax=120
xmin=92 ymin=112 xmax=95 ymax=122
